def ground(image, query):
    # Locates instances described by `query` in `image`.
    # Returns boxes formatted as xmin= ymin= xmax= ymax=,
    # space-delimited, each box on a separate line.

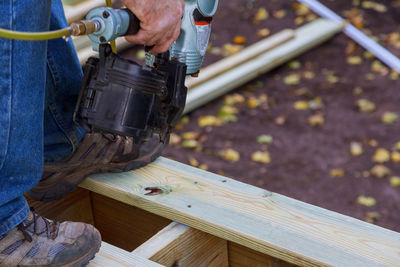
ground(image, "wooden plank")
xmin=89 ymin=242 xmax=164 ymax=267
xmin=91 ymin=193 xmax=171 ymax=251
xmin=228 ymin=242 xmax=296 ymax=267
xmin=184 ymin=29 xmax=295 ymax=89
xmin=183 ymin=19 xmax=342 ymax=114
xmin=134 ymin=222 xmax=228 ymax=267
xmin=27 ymin=187 xmax=94 ymax=224
xmin=80 ymin=157 xmax=400 ymax=267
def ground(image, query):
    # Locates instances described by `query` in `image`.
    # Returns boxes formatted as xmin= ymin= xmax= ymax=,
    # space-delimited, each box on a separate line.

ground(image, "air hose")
xmin=0 ymin=27 xmax=71 ymax=41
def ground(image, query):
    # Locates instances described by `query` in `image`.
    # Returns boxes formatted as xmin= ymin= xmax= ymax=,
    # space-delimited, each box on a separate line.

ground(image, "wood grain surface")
xmin=80 ymin=157 xmax=400 ymax=266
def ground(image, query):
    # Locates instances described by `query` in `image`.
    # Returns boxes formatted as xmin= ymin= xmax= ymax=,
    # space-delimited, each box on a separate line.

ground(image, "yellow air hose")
xmin=0 ymin=27 xmax=71 ymax=41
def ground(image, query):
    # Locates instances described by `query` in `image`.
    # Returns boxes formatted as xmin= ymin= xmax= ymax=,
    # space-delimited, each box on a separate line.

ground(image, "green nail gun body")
xmin=74 ymin=0 xmax=219 ymax=144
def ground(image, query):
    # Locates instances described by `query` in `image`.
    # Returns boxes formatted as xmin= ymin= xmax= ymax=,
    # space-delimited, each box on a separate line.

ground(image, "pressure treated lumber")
xmin=91 ymin=193 xmax=171 ymax=251
xmin=134 ymin=222 xmax=228 ymax=266
xmin=185 ymin=29 xmax=295 ymax=89
xmin=80 ymin=157 xmax=400 ymax=267
xmin=27 ymin=187 xmax=94 ymax=225
xmin=184 ymin=18 xmax=342 ymax=114
xmin=89 ymin=242 xmax=164 ymax=267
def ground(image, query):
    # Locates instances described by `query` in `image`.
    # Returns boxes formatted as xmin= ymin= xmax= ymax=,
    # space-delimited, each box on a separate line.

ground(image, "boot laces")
xmin=17 ymin=208 xmax=59 ymax=242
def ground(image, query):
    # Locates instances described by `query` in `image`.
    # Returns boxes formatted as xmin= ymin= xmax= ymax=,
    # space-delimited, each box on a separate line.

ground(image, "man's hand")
xmin=122 ymin=0 xmax=184 ymax=54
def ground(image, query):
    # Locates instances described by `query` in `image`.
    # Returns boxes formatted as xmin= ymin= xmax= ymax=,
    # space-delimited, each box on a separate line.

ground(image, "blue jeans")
xmin=0 ymin=0 xmax=85 ymax=235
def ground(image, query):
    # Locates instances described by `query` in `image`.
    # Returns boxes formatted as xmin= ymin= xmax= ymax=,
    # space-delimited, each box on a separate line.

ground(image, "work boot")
xmin=27 ymin=132 xmax=167 ymax=202
xmin=0 ymin=210 xmax=101 ymax=266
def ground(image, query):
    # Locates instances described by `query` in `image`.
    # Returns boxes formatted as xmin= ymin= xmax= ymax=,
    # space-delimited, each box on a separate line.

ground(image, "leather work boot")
xmin=27 ymin=132 xmax=167 ymax=202
xmin=0 ymin=210 xmax=101 ymax=266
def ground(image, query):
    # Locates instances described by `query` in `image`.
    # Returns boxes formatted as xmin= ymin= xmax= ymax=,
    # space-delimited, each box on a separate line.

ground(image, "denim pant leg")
xmin=0 ymin=1 xmax=52 ymax=235
xmin=44 ymin=0 xmax=86 ymax=163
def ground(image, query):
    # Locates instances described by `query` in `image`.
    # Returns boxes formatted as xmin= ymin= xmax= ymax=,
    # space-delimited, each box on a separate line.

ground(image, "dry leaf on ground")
xmin=357 ymin=195 xmax=376 ymax=207
xmin=251 ymin=151 xmax=271 ymax=164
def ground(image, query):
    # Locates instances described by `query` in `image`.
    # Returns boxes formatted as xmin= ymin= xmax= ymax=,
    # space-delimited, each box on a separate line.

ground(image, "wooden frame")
xmin=30 ymin=157 xmax=400 ymax=266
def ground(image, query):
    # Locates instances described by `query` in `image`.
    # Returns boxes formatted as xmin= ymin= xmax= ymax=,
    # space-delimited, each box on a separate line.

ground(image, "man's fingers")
xmin=125 ymin=30 xmax=154 ymax=45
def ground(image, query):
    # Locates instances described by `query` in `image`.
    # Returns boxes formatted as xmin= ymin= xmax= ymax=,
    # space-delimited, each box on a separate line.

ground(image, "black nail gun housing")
xmin=74 ymin=44 xmax=187 ymax=144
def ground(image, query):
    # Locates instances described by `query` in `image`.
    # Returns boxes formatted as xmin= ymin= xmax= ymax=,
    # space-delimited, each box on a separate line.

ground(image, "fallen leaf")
xmin=365 ymin=73 xmax=376 ymax=80
xmin=222 ymin=43 xmax=243 ymax=56
xmin=373 ymin=148 xmax=390 ymax=163
xmin=169 ymin=133 xmax=181 ymax=145
xmin=219 ymin=148 xmax=240 ymax=162
xmin=350 ymin=142 xmax=363 ymax=156
xmin=273 ymin=9 xmax=286 ymax=19
xmin=363 ymin=51 xmax=374 ymax=59
xmin=381 ymin=112 xmax=398 ymax=124
xmin=275 ymin=116 xmax=286 ymax=125
xmin=371 ymin=60 xmax=389 ymax=75
xmin=256 ymin=28 xmax=270 ymax=37
xmin=365 ymin=211 xmax=381 ymax=223
xmin=233 ymin=35 xmax=247 ymax=45
xmin=369 ymin=139 xmax=378 ymax=147
xmin=257 ymin=134 xmax=273 ymax=144
xmin=181 ymin=140 xmax=199 ymax=149
xmin=251 ymin=151 xmax=271 ymax=163
xmin=392 ymin=151 xmax=400 ymax=162
xmin=292 ymin=3 xmax=310 ymax=16
xmin=247 ymin=97 xmax=260 ymax=108
xmin=182 ymin=131 xmax=200 ymax=140
xmin=224 ymin=93 xmax=245 ymax=105
xmin=362 ymin=1 xmax=387 ymax=12
xmin=293 ymin=101 xmax=309 ymax=110
xmin=330 ymin=168 xmax=344 ymax=177
xmin=308 ymin=113 xmax=324 ymax=127
xmin=395 ymin=141 xmax=400 ymax=150
xmin=188 ymin=157 xmax=199 ymax=167
xmin=288 ymin=61 xmax=301 ymax=70
xmin=357 ymin=99 xmax=376 ymax=113
xmin=353 ymin=87 xmax=363 ymax=96
xmin=357 ymin=195 xmax=376 ymax=207
xmin=253 ymin=8 xmax=269 ymax=24
xmin=347 ymin=56 xmax=363 ymax=65
xmin=294 ymin=16 xmax=305 ymax=25
xmin=326 ymin=74 xmax=339 ymax=83
xmin=198 ymin=164 xmax=208 ymax=171
xmin=303 ymin=71 xmax=315 ymax=79
xmin=283 ymin=73 xmax=301 ymax=85
xmin=218 ymin=105 xmax=238 ymax=116
xmin=198 ymin=116 xmax=222 ymax=127
xmin=370 ymin=164 xmax=390 ymax=178
xmin=390 ymin=71 xmax=399 ymax=80
xmin=390 ymin=176 xmax=400 ymax=187
xmin=136 ymin=49 xmax=146 ymax=60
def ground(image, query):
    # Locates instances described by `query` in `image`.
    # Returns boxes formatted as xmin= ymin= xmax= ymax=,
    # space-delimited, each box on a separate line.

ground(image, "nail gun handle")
xmin=122 ymin=8 xmax=140 ymax=36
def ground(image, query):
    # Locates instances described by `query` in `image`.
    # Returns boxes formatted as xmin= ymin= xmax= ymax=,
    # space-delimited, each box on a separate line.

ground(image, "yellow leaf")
xmin=283 ymin=74 xmax=301 ymax=85
xmin=293 ymin=101 xmax=309 ymax=110
xmin=224 ymin=93 xmax=245 ymax=106
xmin=347 ymin=56 xmax=362 ymax=65
xmin=330 ymin=168 xmax=344 ymax=177
xmin=357 ymin=99 xmax=376 ymax=113
xmin=390 ymin=176 xmax=400 ymax=187
xmin=373 ymin=148 xmax=390 ymax=163
xmin=371 ymin=60 xmax=389 ymax=75
xmin=326 ymin=74 xmax=339 ymax=83
xmin=273 ymin=10 xmax=286 ymax=19
xmin=365 ymin=211 xmax=380 ymax=223
xmin=222 ymin=43 xmax=243 ymax=56
xmin=369 ymin=139 xmax=378 ymax=147
xmin=308 ymin=113 xmax=324 ymax=127
xmin=363 ymin=51 xmax=374 ymax=59
xmin=381 ymin=112 xmax=398 ymax=124
xmin=253 ymin=8 xmax=269 ymax=24
xmin=394 ymin=141 xmax=400 ymax=150
xmin=188 ymin=157 xmax=199 ymax=167
xmin=218 ymin=105 xmax=238 ymax=116
xmin=350 ymin=142 xmax=363 ymax=156
xmin=181 ymin=140 xmax=199 ymax=149
xmin=233 ymin=35 xmax=247 ymax=45
xmin=199 ymin=164 xmax=208 ymax=171
xmin=246 ymin=97 xmax=260 ymax=108
xmin=256 ymin=28 xmax=270 ymax=37
xmin=257 ymin=135 xmax=273 ymax=144
xmin=198 ymin=116 xmax=222 ymax=127
xmin=357 ymin=195 xmax=376 ymax=207
xmin=220 ymin=149 xmax=240 ymax=162
xmin=370 ymin=164 xmax=390 ymax=178
xmin=251 ymin=151 xmax=271 ymax=163
xmin=392 ymin=151 xmax=400 ymax=162
xmin=288 ymin=61 xmax=301 ymax=69
xmin=362 ymin=1 xmax=387 ymax=12
xmin=169 ymin=133 xmax=181 ymax=145
xmin=182 ymin=131 xmax=200 ymax=140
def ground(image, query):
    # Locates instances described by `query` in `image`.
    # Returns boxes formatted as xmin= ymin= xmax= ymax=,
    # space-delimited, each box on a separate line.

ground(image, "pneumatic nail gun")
xmin=73 ymin=0 xmax=219 ymax=144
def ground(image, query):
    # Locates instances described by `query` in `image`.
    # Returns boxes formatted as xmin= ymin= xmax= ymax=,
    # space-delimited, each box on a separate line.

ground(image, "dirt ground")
xmin=127 ymin=0 xmax=400 ymax=231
